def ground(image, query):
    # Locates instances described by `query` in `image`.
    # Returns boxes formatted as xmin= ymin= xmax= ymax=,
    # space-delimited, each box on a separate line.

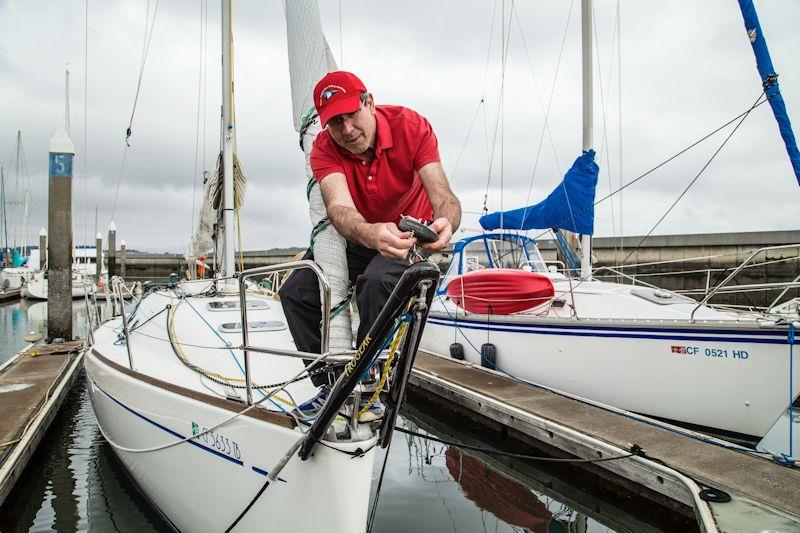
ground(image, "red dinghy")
xmin=446 ymin=269 xmax=555 ymax=315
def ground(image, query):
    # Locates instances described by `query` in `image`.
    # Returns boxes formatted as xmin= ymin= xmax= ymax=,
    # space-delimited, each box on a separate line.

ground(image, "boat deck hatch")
xmin=207 ymin=299 xmax=270 ymax=312
xmin=631 ymin=288 xmax=693 ymax=305
xmin=218 ymin=321 xmax=286 ymax=333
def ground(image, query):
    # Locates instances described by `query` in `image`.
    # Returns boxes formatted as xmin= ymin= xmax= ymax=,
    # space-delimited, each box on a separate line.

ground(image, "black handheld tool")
xmin=399 ymin=217 xmax=438 ymax=244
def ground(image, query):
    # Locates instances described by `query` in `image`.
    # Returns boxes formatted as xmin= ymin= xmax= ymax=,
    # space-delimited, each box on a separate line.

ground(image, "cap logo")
xmin=319 ymin=84 xmax=346 ymax=106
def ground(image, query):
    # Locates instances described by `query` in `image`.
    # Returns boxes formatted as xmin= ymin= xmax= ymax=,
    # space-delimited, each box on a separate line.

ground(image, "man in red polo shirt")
xmin=280 ymin=71 xmax=460 ymax=419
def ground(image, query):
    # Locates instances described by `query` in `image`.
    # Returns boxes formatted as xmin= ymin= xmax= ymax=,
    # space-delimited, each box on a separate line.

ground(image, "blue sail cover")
xmin=12 ymin=248 xmax=28 ymax=268
xmin=738 ymin=0 xmax=800 ymax=186
xmin=480 ymin=150 xmax=599 ymax=235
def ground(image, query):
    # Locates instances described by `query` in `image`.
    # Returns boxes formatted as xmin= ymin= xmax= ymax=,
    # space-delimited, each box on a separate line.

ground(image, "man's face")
xmin=326 ymin=93 xmax=376 ymax=155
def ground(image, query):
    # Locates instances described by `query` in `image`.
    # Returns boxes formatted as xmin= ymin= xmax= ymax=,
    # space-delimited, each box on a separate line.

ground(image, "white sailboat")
xmin=0 ymin=131 xmax=38 ymax=292
xmin=86 ymin=2 xmax=438 ymax=531
xmin=420 ymin=0 xmax=800 ymax=442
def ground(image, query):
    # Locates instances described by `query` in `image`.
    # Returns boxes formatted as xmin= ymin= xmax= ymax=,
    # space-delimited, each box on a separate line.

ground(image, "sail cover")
xmin=188 ymin=152 xmax=247 ymax=259
xmin=737 ymin=0 xmax=800 ymax=186
xmin=480 ymin=150 xmax=599 ymax=235
xmin=286 ymin=0 xmax=337 ymax=132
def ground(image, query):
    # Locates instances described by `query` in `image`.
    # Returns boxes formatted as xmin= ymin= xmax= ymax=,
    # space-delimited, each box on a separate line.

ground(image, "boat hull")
xmin=23 ymin=273 xmax=96 ymax=300
xmin=85 ymin=349 xmax=376 ymax=532
xmin=422 ymin=313 xmax=800 ymax=439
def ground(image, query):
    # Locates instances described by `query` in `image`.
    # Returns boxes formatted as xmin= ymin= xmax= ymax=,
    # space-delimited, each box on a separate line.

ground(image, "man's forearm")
xmin=326 ymin=204 xmax=375 ymax=248
xmin=432 ymin=195 xmax=462 ymax=232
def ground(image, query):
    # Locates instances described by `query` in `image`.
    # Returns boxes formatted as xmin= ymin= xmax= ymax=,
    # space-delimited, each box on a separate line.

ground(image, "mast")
xmin=0 ymin=167 xmax=7 ymax=264
xmin=220 ymin=0 xmax=236 ymax=284
xmin=12 ymin=131 xmax=21 ymax=251
xmin=65 ymin=69 xmax=71 ymax=136
xmin=580 ymin=0 xmax=593 ymax=279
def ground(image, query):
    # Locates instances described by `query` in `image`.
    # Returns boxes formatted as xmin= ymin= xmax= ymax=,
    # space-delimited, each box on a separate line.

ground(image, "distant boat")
xmin=22 ymin=269 xmax=96 ymax=300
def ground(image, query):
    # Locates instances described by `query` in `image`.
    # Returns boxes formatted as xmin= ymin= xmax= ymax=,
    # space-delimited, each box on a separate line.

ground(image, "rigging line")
xmin=592 ymin=0 xmax=619 ymax=240
xmin=619 ymin=91 xmax=766 ymax=266
xmin=481 ymin=3 xmax=515 ymax=216
xmin=83 ymin=0 xmax=89 ymax=253
xmin=449 ymin=100 xmax=484 ymax=185
xmin=202 ymin=0 xmax=208 ymax=172
xmin=191 ymin=0 xmax=205 ymax=240
xmin=528 ymin=95 xmax=769 ymax=243
xmin=125 ymin=0 xmax=160 ymax=146
xmin=112 ymin=0 xmax=159 ymax=222
xmin=338 ymin=0 xmax=343 ymax=67
xmin=514 ymin=0 xmax=574 ymax=230
xmin=479 ymin=1 xmax=499 ymax=194
xmin=481 ymin=0 xmax=499 ymax=99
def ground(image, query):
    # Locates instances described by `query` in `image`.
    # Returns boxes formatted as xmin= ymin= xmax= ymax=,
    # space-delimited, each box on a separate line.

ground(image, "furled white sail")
xmin=286 ymin=0 xmax=353 ymax=350
xmin=188 ymin=152 xmax=247 ymax=261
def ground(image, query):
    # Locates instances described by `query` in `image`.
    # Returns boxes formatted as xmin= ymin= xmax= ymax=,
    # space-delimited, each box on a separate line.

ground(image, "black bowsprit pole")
xmin=298 ymin=261 xmax=439 ymax=460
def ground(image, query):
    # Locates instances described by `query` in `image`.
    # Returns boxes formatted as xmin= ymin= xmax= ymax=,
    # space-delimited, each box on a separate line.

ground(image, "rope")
xmin=528 ymin=95 xmax=769 ymax=245
xmin=514 ymin=0 xmax=573 ymax=221
xmin=358 ymin=311 xmax=412 ymax=418
xmin=168 ymin=293 xmax=293 ymax=409
xmin=618 ymin=91 xmax=767 ymax=266
xmin=111 ymin=0 xmax=160 ymax=221
xmin=190 ymin=0 xmax=206 ymax=242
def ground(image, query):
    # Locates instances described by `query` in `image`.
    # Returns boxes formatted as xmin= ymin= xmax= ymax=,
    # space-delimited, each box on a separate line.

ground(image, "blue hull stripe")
xmin=428 ymin=318 xmax=796 ymax=345
xmin=92 ymin=379 xmax=287 ymax=482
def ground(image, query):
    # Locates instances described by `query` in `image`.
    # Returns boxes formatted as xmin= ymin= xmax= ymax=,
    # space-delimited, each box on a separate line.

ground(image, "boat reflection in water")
xmin=400 ymin=402 xmax=699 ymax=533
xmin=445 ymin=446 xmax=556 ymax=532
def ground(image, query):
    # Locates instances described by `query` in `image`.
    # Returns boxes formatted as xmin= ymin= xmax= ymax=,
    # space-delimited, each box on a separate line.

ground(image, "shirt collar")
xmin=374 ymin=107 xmax=394 ymax=155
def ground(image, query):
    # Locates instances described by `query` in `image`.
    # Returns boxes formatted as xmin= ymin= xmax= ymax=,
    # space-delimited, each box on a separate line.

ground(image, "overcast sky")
xmin=0 ymin=0 xmax=798 ymax=253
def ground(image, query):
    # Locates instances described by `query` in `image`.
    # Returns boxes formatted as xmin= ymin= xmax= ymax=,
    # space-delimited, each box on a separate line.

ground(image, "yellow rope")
xmin=167 ymin=296 xmax=296 ymax=407
xmin=358 ymin=301 xmax=413 ymax=418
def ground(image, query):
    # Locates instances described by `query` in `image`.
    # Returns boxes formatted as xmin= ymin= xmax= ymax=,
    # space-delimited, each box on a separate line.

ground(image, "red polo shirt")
xmin=310 ymin=105 xmax=440 ymax=224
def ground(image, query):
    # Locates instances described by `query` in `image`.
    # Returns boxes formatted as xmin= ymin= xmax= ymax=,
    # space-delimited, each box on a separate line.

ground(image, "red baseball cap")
xmin=313 ymin=71 xmax=368 ymax=128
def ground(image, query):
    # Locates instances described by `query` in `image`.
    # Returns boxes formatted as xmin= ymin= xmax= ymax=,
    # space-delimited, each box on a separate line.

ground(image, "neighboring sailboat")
xmin=0 ymin=131 xmax=39 ymax=292
xmin=420 ymin=0 xmax=800 ymax=442
xmin=86 ymin=2 xmax=438 ymax=530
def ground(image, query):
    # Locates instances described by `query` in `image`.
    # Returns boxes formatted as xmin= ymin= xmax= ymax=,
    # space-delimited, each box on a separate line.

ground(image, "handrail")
xmin=111 ymin=276 xmax=135 ymax=369
xmin=691 ymin=244 xmax=800 ymax=321
xmin=590 ymin=265 xmax=663 ymax=290
xmin=769 ymin=272 xmax=800 ymax=309
xmin=238 ymin=260 xmax=331 ymax=406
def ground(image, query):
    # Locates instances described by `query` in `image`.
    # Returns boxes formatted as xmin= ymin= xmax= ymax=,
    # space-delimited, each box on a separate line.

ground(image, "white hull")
xmin=86 ymin=352 xmax=374 ymax=532
xmin=1 ymin=267 xmax=34 ymax=290
xmin=422 ymin=309 xmax=799 ymax=439
xmin=87 ymin=280 xmax=379 ymax=531
xmin=427 ymin=234 xmax=800 ymax=441
xmin=23 ymin=271 xmax=96 ymax=300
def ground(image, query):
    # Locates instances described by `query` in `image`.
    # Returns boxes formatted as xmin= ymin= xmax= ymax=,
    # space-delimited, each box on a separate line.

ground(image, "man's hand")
xmin=371 ymin=223 xmax=417 ymax=260
xmin=420 ymin=217 xmax=452 ymax=252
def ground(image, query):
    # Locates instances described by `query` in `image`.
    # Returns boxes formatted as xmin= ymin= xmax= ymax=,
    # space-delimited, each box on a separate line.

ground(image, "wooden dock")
xmin=409 ymin=350 xmax=800 ymax=532
xmin=0 ymin=340 xmax=85 ymax=506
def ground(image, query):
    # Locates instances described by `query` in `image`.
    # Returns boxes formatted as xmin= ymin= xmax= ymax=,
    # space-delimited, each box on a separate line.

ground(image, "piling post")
xmin=39 ymin=227 xmax=47 ymax=269
xmin=107 ymin=221 xmax=116 ymax=278
xmin=120 ymin=239 xmax=126 ymax=277
xmin=47 ymin=129 xmax=75 ymax=341
xmin=95 ymin=233 xmax=102 ymax=280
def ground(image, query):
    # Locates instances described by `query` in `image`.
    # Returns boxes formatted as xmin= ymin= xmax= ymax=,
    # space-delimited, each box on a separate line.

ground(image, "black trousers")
xmin=279 ymin=243 xmax=409 ymax=387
